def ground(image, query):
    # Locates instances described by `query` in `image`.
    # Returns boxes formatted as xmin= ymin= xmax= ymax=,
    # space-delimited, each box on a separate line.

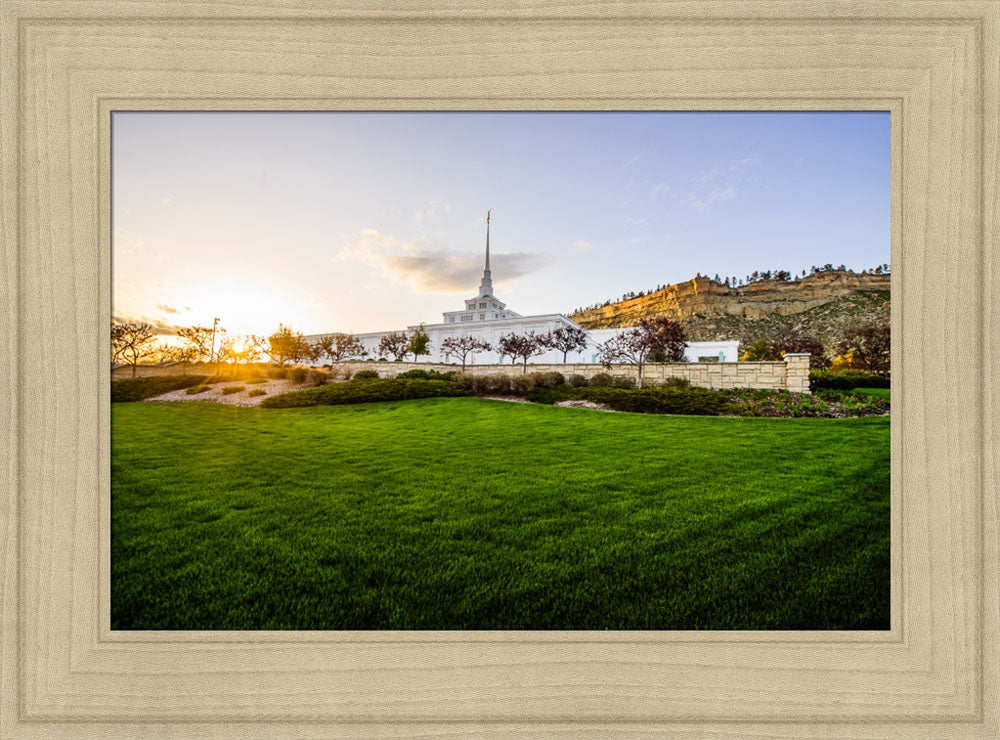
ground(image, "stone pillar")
xmin=783 ymin=353 xmax=811 ymax=393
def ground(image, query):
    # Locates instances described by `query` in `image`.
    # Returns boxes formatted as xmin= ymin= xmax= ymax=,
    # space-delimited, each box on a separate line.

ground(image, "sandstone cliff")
xmin=568 ymin=271 xmax=890 ymax=354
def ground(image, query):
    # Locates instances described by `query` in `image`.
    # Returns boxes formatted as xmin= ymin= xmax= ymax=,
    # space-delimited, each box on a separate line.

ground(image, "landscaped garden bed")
xmin=250 ymin=372 xmax=889 ymax=418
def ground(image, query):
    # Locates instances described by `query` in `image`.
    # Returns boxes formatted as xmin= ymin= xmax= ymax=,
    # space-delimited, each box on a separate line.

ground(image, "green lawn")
xmin=852 ymin=387 xmax=891 ymax=400
xmin=111 ymin=398 xmax=890 ymax=630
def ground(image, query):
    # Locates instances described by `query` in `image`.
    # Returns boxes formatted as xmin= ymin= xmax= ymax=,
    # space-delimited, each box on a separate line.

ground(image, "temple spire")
xmin=478 ymin=210 xmax=494 ymax=296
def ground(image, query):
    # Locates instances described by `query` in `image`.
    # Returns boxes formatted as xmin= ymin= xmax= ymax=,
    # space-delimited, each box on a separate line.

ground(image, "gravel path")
xmin=555 ymin=399 xmax=617 ymax=412
xmin=145 ymin=378 xmax=312 ymax=407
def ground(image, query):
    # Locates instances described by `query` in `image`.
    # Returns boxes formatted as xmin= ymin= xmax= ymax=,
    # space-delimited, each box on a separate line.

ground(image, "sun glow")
xmin=170 ymin=280 xmax=314 ymax=338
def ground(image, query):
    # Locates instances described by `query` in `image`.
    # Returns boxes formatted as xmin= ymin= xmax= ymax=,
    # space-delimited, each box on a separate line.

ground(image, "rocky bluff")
xmin=569 ymin=270 xmax=891 ymax=351
xmin=570 ymin=270 xmax=890 ymax=328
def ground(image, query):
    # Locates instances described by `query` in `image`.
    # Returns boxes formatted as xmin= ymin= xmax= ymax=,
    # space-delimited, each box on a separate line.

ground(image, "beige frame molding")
xmin=1 ymin=1 xmax=996 ymax=737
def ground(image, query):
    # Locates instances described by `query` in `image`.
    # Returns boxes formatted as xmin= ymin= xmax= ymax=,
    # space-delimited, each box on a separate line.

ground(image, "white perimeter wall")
xmin=304 ymin=319 xmax=739 ymax=366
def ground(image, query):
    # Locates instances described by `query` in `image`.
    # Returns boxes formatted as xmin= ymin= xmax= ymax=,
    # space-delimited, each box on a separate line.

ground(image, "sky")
xmin=112 ymin=111 xmax=890 ymax=337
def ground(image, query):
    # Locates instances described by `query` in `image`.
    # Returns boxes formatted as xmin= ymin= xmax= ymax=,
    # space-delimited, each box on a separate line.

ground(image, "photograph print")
xmin=111 ymin=111 xmax=891 ymax=630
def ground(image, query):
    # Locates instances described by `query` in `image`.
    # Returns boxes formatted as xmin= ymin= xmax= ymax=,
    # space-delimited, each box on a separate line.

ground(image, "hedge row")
xmin=111 ymin=374 xmax=207 ymax=403
xmin=259 ymin=378 xmax=468 ymax=409
xmin=524 ymin=385 xmax=740 ymax=416
xmin=395 ymin=369 xmax=457 ymax=381
xmin=809 ymin=369 xmax=890 ymax=390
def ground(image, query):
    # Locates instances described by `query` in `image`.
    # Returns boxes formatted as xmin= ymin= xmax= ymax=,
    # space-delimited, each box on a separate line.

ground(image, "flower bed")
xmin=729 ymin=388 xmax=890 ymax=418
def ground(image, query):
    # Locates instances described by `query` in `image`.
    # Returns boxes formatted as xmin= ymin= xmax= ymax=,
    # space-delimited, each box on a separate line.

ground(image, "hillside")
xmin=568 ymin=271 xmax=890 ymax=356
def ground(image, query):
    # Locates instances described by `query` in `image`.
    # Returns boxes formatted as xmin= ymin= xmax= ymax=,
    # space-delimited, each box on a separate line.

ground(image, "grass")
xmin=852 ymin=387 xmax=891 ymax=400
xmin=111 ymin=398 xmax=890 ymax=630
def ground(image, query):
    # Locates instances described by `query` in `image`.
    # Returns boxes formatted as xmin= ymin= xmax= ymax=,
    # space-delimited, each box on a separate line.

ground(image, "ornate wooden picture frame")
xmin=1 ymin=1 xmax=996 ymax=737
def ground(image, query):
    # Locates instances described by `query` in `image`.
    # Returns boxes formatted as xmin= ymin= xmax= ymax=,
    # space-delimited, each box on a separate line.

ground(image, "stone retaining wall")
xmin=113 ymin=355 xmax=812 ymax=392
xmin=331 ymin=353 xmax=812 ymax=393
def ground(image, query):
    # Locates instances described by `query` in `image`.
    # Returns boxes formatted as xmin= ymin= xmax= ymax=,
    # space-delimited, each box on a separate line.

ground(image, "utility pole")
xmin=210 ymin=317 xmax=220 ymax=364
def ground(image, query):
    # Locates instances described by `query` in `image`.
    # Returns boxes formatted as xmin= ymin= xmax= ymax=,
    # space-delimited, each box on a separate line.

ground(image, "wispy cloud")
xmin=161 ymin=196 xmax=173 ymax=205
xmin=683 ymin=184 xmax=736 ymax=213
xmin=729 ymin=152 xmax=762 ymax=171
xmin=113 ymin=227 xmax=146 ymax=256
xmin=413 ymin=199 xmax=451 ymax=225
xmin=157 ymin=304 xmax=181 ymax=314
xmin=679 ymin=154 xmax=760 ymax=212
xmin=112 ymin=314 xmax=186 ymax=336
xmin=694 ymin=167 xmax=719 ymax=183
xmin=619 ymin=156 xmax=638 ymax=172
xmin=650 ymin=181 xmax=676 ymax=198
xmin=340 ymin=228 xmax=553 ymax=294
xmin=571 ymin=239 xmax=594 ymax=253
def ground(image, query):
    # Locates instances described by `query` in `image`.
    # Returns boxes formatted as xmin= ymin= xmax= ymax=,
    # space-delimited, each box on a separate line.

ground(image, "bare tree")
xmin=543 ymin=325 xmax=588 ymax=363
xmin=176 ymin=325 xmax=216 ymax=364
xmin=440 ymin=336 xmax=492 ymax=372
xmin=836 ymin=323 xmax=890 ymax=375
xmin=378 ymin=331 xmax=410 ymax=362
xmin=228 ymin=335 xmax=263 ymax=365
xmin=314 ymin=331 xmax=367 ymax=364
xmin=597 ymin=317 xmax=687 ymax=388
xmin=496 ymin=331 xmax=547 ymax=373
xmin=111 ymin=320 xmax=157 ymax=377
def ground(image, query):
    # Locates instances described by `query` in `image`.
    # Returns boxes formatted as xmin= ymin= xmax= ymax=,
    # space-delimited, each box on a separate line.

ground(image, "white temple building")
xmin=306 ymin=214 xmax=738 ymax=366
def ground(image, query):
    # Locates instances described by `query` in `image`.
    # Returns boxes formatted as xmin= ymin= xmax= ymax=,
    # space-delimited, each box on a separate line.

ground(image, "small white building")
xmin=306 ymin=215 xmax=739 ymax=365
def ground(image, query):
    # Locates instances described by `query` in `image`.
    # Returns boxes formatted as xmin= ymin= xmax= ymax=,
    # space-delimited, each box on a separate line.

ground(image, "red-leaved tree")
xmin=440 ymin=336 xmax=492 ymax=371
xmin=597 ymin=317 xmax=687 ymax=388
xmin=543 ymin=325 xmax=589 ymax=363
xmin=497 ymin=331 xmax=548 ymax=373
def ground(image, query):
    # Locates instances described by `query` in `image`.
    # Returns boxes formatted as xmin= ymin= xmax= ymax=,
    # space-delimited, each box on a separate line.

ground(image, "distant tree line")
xmin=570 ymin=264 xmax=891 ymax=315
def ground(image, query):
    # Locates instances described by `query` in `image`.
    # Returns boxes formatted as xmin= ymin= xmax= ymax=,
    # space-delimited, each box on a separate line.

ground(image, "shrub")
xmin=396 ymin=368 xmax=456 ymax=382
xmin=568 ymin=373 xmax=589 ymax=387
xmin=287 ymin=367 xmax=308 ymax=383
xmin=221 ymin=385 xmax=245 ymax=395
xmin=530 ymin=371 xmax=565 ymax=388
xmin=452 ymin=372 xmax=475 ymax=391
xmin=247 ymin=378 xmax=268 ymax=384
xmin=185 ymin=384 xmax=211 ymax=395
xmin=810 ymin=369 xmax=890 ymax=391
xmin=525 ymin=385 xmax=733 ymax=416
xmin=512 ymin=374 xmax=536 ymax=394
xmin=589 ymin=373 xmax=614 ymax=387
xmin=727 ymin=402 xmax=762 ymax=417
xmin=267 ymin=367 xmax=287 ymax=379
xmin=247 ymin=388 xmax=266 ymax=397
xmin=260 ymin=378 xmax=468 ymax=409
xmin=306 ymin=369 xmax=329 ymax=386
xmin=111 ymin=374 xmax=207 ymax=402
xmin=658 ymin=376 xmax=691 ymax=389
xmin=611 ymin=375 xmax=636 ymax=389
xmin=353 ymin=369 xmax=380 ymax=380
xmin=472 ymin=373 xmax=512 ymax=395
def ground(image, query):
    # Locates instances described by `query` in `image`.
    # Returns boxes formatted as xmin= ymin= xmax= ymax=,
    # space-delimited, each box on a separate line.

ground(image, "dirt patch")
xmin=144 ymin=378 xmax=314 ymax=407
xmin=482 ymin=396 xmax=533 ymax=404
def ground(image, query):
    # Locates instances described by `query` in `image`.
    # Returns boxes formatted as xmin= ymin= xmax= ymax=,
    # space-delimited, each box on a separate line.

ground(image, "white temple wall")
xmin=304 ymin=322 xmax=739 ymax=366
